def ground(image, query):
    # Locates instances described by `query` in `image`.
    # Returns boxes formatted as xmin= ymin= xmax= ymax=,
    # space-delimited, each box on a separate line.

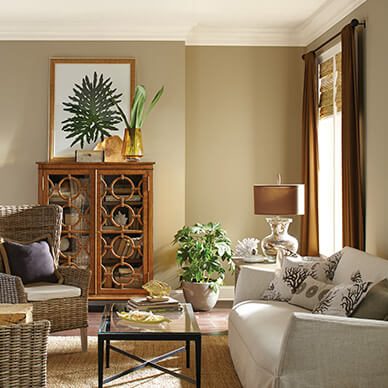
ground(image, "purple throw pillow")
xmin=4 ymin=240 xmax=58 ymax=284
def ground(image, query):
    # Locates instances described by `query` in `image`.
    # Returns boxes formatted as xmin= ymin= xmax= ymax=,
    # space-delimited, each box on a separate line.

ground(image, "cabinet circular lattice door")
xmin=98 ymin=172 xmax=150 ymax=294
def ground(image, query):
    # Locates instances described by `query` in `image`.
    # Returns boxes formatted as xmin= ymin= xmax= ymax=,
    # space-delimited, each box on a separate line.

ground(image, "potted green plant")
xmin=115 ymin=84 xmax=164 ymax=160
xmin=173 ymin=222 xmax=234 ymax=311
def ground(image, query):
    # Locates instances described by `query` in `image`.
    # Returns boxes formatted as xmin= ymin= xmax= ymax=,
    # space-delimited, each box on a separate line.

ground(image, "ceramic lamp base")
xmin=261 ymin=217 xmax=298 ymax=260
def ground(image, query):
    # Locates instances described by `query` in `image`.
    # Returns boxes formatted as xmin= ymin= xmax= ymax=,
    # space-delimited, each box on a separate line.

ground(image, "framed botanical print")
xmin=49 ymin=58 xmax=135 ymax=160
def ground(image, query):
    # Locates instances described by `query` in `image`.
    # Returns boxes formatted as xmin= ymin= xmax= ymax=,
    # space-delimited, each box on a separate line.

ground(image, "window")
xmin=317 ymin=44 xmax=342 ymax=257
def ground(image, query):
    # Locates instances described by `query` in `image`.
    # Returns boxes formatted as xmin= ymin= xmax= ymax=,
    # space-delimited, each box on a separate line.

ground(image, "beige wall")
xmin=6 ymin=11 xmax=383 ymax=289
xmin=186 ymin=46 xmax=304 ymax=283
xmin=307 ymin=1 xmax=388 ymax=260
xmin=364 ymin=0 xmax=388 ymax=258
xmin=0 ymin=41 xmax=186 ymax=286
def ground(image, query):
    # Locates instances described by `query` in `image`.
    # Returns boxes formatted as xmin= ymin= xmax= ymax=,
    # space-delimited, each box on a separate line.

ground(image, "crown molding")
xmin=186 ymin=26 xmax=302 ymax=47
xmin=0 ymin=0 xmax=367 ymax=46
xmin=297 ymin=0 xmax=367 ymax=46
xmin=0 ymin=24 xmax=189 ymax=41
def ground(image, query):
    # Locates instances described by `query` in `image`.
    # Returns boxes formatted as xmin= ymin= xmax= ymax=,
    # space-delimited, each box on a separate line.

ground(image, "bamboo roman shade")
xmin=319 ymin=53 xmax=342 ymax=119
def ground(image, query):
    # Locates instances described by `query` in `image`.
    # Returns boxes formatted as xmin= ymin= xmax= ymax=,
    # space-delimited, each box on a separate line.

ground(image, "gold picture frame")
xmin=49 ymin=57 xmax=136 ymax=161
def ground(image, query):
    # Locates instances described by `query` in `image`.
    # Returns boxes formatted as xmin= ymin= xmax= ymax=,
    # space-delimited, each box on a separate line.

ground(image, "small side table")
xmin=0 ymin=304 xmax=33 ymax=325
xmin=232 ymin=258 xmax=278 ymax=285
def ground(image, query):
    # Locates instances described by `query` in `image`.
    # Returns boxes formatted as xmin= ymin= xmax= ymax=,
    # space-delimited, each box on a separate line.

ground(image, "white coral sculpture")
xmin=235 ymin=238 xmax=260 ymax=257
xmin=114 ymin=211 xmax=128 ymax=226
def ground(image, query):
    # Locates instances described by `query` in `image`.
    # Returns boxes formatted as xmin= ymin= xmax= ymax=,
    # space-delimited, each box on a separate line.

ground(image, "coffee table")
xmin=98 ymin=303 xmax=202 ymax=387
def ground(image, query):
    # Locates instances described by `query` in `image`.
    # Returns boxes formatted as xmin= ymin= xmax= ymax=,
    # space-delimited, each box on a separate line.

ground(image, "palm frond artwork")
xmin=61 ymin=72 xmax=124 ymax=148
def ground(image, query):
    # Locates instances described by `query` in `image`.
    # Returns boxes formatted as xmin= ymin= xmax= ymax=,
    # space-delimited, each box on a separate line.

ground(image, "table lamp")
xmin=253 ymin=175 xmax=304 ymax=261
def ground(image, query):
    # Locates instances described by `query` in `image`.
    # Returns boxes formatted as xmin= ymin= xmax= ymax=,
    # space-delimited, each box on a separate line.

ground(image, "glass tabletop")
xmin=99 ymin=303 xmax=200 ymax=335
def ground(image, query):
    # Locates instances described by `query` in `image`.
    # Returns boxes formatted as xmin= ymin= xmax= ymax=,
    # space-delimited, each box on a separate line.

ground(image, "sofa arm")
xmin=58 ymin=267 xmax=91 ymax=297
xmin=278 ymin=313 xmax=388 ymax=387
xmin=234 ymin=265 xmax=276 ymax=305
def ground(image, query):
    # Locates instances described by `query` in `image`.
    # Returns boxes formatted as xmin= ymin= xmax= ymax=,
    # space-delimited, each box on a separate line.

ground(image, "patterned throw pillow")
xmin=261 ymin=256 xmax=328 ymax=302
xmin=324 ymin=250 xmax=343 ymax=280
xmin=289 ymin=276 xmax=334 ymax=310
xmin=312 ymin=270 xmax=372 ymax=316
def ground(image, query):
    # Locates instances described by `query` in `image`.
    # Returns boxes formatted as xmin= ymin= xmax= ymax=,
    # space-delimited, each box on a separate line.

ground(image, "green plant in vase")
xmin=62 ymin=72 xmax=123 ymax=148
xmin=115 ymin=84 xmax=164 ymax=160
xmin=173 ymin=222 xmax=234 ymax=311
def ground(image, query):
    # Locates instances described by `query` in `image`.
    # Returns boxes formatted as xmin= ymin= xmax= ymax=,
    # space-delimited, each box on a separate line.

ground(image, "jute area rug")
xmin=48 ymin=336 xmax=241 ymax=387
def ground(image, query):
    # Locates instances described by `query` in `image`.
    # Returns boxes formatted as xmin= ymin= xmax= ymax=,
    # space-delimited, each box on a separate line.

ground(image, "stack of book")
xmin=127 ymin=296 xmax=181 ymax=312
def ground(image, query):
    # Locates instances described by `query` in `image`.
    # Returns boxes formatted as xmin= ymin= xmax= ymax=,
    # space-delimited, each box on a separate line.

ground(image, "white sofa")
xmin=228 ymin=247 xmax=388 ymax=388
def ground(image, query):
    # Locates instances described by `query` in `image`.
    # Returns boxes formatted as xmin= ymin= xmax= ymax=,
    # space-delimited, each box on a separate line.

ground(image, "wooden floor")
xmin=54 ymin=301 xmax=232 ymax=336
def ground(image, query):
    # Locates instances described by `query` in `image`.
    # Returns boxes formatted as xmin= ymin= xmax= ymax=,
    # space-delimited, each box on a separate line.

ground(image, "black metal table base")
xmin=98 ymin=337 xmax=201 ymax=387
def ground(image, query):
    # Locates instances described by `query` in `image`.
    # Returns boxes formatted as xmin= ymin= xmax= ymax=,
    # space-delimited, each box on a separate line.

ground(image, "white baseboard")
xmin=219 ymin=285 xmax=235 ymax=301
xmin=171 ymin=285 xmax=235 ymax=302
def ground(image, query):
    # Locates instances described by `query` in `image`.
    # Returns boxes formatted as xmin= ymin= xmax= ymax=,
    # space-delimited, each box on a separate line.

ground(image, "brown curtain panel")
xmin=341 ymin=24 xmax=365 ymax=250
xmin=300 ymin=52 xmax=319 ymax=256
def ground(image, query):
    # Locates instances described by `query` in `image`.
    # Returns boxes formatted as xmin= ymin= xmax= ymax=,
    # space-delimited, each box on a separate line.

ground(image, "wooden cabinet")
xmin=37 ymin=162 xmax=154 ymax=300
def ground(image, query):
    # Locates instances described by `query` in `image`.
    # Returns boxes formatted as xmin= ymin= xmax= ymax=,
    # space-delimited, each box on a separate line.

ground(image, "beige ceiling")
xmin=0 ymin=0 xmax=366 ymax=45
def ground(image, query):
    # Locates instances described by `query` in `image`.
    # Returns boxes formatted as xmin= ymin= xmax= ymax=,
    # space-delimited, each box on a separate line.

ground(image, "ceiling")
xmin=0 ymin=0 xmax=366 ymax=45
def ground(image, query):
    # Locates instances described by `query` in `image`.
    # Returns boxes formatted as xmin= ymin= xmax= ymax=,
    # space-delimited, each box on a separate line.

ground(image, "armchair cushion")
xmin=24 ymin=283 xmax=81 ymax=301
xmin=1 ymin=238 xmax=62 ymax=284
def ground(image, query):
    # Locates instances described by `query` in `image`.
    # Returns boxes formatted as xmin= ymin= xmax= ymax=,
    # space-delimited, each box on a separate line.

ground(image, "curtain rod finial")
xmin=351 ymin=18 xmax=366 ymax=28
xmin=351 ymin=19 xmax=359 ymax=27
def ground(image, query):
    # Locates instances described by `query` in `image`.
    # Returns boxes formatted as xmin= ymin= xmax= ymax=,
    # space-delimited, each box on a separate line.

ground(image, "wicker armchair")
xmin=0 ymin=319 xmax=50 ymax=387
xmin=0 ymin=205 xmax=90 ymax=351
xmin=0 ymin=273 xmax=50 ymax=387
xmin=0 ymin=320 xmax=50 ymax=388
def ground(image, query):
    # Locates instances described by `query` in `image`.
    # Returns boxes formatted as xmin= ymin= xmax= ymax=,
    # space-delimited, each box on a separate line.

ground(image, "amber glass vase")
xmin=122 ymin=128 xmax=144 ymax=160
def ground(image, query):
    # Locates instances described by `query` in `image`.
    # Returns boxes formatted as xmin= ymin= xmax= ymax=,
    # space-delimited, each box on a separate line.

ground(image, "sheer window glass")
xmin=318 ymin=44 xmax=342 ymax=257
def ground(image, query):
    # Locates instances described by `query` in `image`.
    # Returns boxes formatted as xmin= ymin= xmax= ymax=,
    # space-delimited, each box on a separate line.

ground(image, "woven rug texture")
xmin=47 ymin=335 xmax=241 ymax=387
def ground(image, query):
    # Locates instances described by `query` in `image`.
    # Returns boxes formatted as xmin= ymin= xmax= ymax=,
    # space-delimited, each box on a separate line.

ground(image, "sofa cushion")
xmin=333 ymin=246 xmax=388 ymax=284
xmin=351 ymin=278 xmax=388 ymax=320
xmin=24 ymin=283 xmax=81 ymax=301
xmin=229 ymin=300 xmax=309 ymax=373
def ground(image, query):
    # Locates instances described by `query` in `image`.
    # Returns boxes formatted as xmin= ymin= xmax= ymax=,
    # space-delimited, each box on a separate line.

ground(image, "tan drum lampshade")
xmin=253 ymin=184 xmax=305 ymax=215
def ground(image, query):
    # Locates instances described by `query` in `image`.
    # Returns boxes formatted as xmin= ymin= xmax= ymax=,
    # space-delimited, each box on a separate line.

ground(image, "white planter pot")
xmin=182 ymin=281 xmax=220 ymax=311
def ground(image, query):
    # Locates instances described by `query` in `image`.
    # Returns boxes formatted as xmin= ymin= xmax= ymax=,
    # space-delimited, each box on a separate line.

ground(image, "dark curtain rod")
xmin=303 ymin=18 xmax=366 ymax=59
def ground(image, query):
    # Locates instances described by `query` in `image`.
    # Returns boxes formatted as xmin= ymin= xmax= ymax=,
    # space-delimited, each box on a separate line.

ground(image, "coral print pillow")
xmin=261 ymin=256 xmax=328 ymax=302
xmin=289 ymin=276 xmax=334 ymax=311
xmin=312 ymin=270 xmax=372 ymax=317
xmin=323 ymin=250 xmax=343 ymax=280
